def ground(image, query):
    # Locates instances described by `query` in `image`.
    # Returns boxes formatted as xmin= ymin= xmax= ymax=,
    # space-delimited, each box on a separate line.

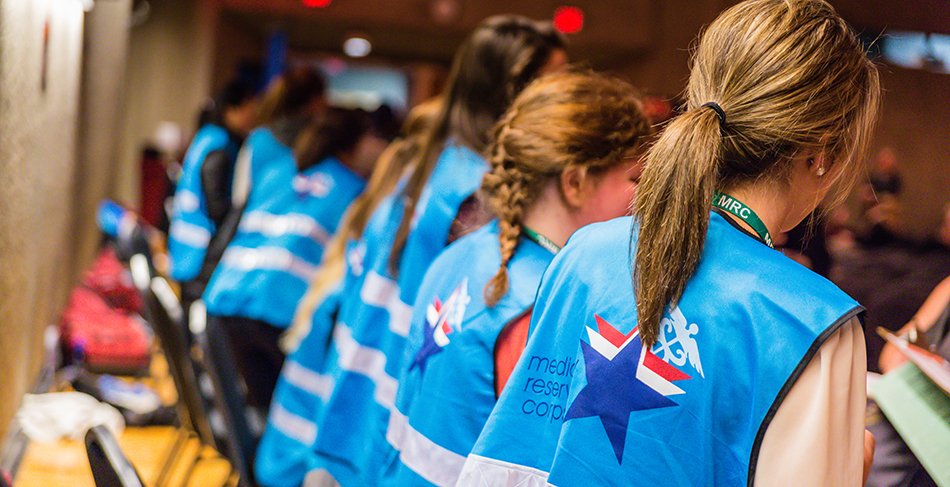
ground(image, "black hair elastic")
xmin=701 ymin=102 xmax=727 ymax=134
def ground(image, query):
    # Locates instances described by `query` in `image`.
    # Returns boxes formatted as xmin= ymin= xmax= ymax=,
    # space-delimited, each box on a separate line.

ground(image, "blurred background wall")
xmin=0 ymin=0 xmax=947 ymax=437
xmin=115 ymin=0 xmax=218 ymax=207
xmin=865 ymin=67 xmax=950 ymax=237
xmin=75 ymin=0 xmax=132 ymax=284
xmin=0 ymin=0 xmax=86 ymax=441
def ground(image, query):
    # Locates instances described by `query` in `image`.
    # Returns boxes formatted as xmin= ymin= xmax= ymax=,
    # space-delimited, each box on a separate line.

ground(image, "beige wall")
xmin=115 ymin=0 xmax=218 ymax=208
xmin=73 ymin=0 xmax=132 ymax=279
xmin=0 ymin=0 xmax=85 ymax=438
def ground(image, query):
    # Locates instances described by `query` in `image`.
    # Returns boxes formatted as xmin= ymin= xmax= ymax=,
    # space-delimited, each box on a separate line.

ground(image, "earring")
xmin=817 ymin=166 xmax=826 ymax=177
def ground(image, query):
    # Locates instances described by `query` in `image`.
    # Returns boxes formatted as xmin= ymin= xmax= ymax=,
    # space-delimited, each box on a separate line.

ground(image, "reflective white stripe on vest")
xmin=456 ymin=454 xmax=550 ymax=487
xmin=283 ymin=360 xmax=334 ymax=401
xmin=332 ymin=323 xmax=397 ymax=409
xmin=270 ymin=402 xmax=317 ymax=445
xmin=220 ymin=246 xmax=317 ymax=281
xmin=360 ymin=271 xmax=412 ymax=337
xmin=387 ymin=409 xmax=465 ymax=487
xmin=239 ymin=211 xmax=330 ymax=245
xmin=169 ymin=220 xmax=212 ymax=248
xmin=174 ymin=189 xmax=201 ymax=213
xmin=386 ymin=406 xmax=407 ymax=451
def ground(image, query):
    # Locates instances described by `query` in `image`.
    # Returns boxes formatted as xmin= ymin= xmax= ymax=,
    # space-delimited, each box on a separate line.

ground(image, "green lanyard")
xmin=523 ymin=227 xmax=561 ymax=254
xmin=712 ymin=191 xmax=774 ymax=248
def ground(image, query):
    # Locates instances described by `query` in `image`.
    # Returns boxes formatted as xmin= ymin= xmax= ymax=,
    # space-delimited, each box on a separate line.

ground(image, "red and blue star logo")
xmin=409 ymin=279 xmax=470 ymax=373
xmin=565 ymin=315 xmax=690 ymax=463
xmin=293 ymin=173 xmax=333 ymax=198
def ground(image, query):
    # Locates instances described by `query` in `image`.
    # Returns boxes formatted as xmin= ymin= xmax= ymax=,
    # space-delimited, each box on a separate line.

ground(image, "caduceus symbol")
xmin=653 ymin=306 xmax=704 ymax=378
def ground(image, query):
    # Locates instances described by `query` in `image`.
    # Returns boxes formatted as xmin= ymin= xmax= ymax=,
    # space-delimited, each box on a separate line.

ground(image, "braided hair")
xmin=482 ymin=70 xmax=652 ymax=306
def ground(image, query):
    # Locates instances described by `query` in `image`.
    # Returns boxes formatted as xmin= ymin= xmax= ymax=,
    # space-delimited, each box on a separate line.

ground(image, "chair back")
xmin=85 ymin=425 xmax=145 ymax=487
xmin=141 ymin=273 xmax=217 ymax=447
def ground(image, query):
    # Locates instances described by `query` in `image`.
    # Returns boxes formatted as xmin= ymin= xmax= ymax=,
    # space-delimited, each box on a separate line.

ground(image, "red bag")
xmin=81 ymin=247 xmax=142 ymax=314
xmin=61 ymin=287 xmax=151 ymax=375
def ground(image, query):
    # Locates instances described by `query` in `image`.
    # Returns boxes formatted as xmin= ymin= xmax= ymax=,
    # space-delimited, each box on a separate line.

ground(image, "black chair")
xmin=140 ymin=270 xmax=216 ymax=446
xmin=191 ymin=301 xmax=257 ymax=487
xmin=84 ymin=425 xmax=145 ymax=487
xmin=130 ymin=255 xmax=220 ymax=486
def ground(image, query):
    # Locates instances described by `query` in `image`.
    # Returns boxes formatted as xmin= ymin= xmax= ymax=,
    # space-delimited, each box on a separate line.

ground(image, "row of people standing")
xmin=256 ymin=16 xmax=577 ymax=486
xmin=168 ymin=0 xmax=883 ymax=485
xmin=169 ymin=68 xmax=393 ymax=410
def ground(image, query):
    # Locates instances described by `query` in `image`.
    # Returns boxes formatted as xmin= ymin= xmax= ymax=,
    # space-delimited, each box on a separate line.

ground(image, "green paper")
xmin=872 ymin=363 xmax=950 ymax=486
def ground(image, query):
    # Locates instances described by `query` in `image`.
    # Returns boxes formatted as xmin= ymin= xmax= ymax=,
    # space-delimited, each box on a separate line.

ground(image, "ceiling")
xmin=219 ymin=0 xmax=950 ymax=68
xmin=220 ymin=0 xmax=654 ymax=66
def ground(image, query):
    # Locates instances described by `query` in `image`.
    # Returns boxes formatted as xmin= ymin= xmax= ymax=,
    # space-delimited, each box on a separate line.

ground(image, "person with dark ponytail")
xmin=462 ymin=1 xmax=881 ymax=485
xmin=195 ymin=67 xmax=329 ymax=299
xmin=202 ymin=65 xmax=380 ymax=413
xmin=382 ymin=70 xmax=651 ymax=487
xmin=305 ymin=15 xmax=566 ymax=487
xmin=167 ymin=79 xmax=257 ymax=310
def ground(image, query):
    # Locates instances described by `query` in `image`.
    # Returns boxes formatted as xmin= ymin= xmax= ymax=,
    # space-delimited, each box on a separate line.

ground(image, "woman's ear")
xmin=559 ymin=165 xmax=590 ymax=209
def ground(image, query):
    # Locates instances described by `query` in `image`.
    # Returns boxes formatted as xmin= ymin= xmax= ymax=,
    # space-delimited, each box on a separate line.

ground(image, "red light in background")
xmin=322 ymin=57 xmax=347 ymax=76
xmin=302 ymin=0 xmax=332 ymax=8
xmin=553 ymin=6 xmax=584 ymax=34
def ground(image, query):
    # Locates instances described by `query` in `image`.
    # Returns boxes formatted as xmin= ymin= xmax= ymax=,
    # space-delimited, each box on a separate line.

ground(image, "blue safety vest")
xmin=380 ymin=221 xmax=554 ymax=486
xmin=309 ymin=144 xmax=487 ymax=486
xmin=254 ymin=286 xmax=342 ymax=487
xmin=460 ymin=213 xmax=863 ymax=486
xmin=168 ymin=124 xmax=240 ymax=281
xmin=203 ymin=128 xmax=366 ymax=328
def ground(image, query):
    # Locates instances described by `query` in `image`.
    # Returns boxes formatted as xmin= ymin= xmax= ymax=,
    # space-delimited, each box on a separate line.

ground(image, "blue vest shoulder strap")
xmin=245 ymin=128 xmax=292 ymax=192
xmin=397 ymin=143 xmax=488 ymax=301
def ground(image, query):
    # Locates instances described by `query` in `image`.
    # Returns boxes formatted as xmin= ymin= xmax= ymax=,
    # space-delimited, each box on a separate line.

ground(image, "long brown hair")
xmin=633 ymin=0 xmax=880 ymax=345
xmin=293 ymin=107 xmax=371 ymax=171
xmin=387 ymin=15 xmax=566 ymax=275
xmin=482 ymin=70 xmax=651 ymax=306
xmin=282 ymin=99 xmax=443 ymax=351
xmin=255 ymin=66 xmax=326 ymax=126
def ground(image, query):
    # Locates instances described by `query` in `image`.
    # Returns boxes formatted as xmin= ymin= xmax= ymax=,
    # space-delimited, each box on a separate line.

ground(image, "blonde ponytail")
xmin=633 ymin=109 xmax=723 ymax=345
xmin=632 ymin=0 xmax=880 ymax=346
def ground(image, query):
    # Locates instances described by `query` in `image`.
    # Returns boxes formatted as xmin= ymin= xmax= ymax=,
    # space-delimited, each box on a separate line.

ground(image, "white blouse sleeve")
xmin=231 ymin=145 xmax=252 ymax=207
xmin=754 ymin=317 xmax=867 ymax=486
